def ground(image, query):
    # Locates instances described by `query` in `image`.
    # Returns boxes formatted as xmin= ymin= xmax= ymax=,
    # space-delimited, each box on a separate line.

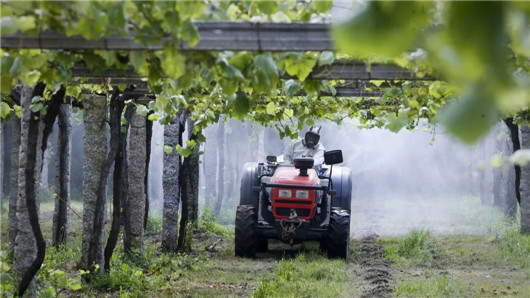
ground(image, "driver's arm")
xmin=283 ymin=141 xmax=294 ymax=165
xmin=313 ymin=145 xmax=325 ymax=167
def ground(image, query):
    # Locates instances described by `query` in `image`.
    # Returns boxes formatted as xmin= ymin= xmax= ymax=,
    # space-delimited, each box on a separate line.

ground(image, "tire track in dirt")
xmin=356 ymin=234 xmax=394 ymax=298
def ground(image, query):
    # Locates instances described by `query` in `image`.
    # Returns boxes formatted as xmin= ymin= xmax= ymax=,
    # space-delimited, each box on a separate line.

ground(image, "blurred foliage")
xmin=333 ymin=1 xmax=530 ymax=143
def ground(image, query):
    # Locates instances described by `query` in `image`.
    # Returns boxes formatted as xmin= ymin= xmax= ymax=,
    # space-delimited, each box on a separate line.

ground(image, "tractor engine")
xmin=270 ymin=166 xmax=321 ymax=221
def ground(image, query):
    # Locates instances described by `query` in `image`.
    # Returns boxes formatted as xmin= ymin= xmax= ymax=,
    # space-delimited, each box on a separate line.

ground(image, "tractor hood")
xmin=271 ymin=166 xmax=320 ymax=186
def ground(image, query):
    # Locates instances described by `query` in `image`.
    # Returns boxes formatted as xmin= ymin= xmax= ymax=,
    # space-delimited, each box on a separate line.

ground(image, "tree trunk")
xmin=1 ymin=115 xmax=3 ymax=210
xmin=161 ymin=118 xmax=181 ymax=252
xmin=496 ymin=122 xmax=518 ymax=218
xmin=501 ymin=160 xmax=518 ymax=218
xmin=106 ymin=103 xmax=131 ymax=267
xmin=178 ymin=116 xmax=201 ymax=251
xmin=479 ymin=138 xmax=491 ymax=205
xmin=258 ymin=126 xmax=265 ymax=163
xmin=8 ymin=86 xmax=21 ymax=252
xmin=14 ymin=82 xmax=47 ymax=296
xmin=233 ymin=127 xmax=241 ymax=204
xmin=2 ymin=118 xmax=10 ymax=201
xmin=493 ymin=124 xmax=504 ymax=209
xmin=81 ymin=93 xmax=108 ymax=274
xmin=177 ymin=146 xmax=200 ymax=251
xmin=30 ymin=85 xmax=67 ymax=249
xmin=504 ymin=118 xmax=521 ymax=206
xmin=203 ymin=124 xmax=218 ymax=209
xmin=144 ymin=114 xmax=153 ymax=230
xmin=187 ymin=118 xmax=200 ymax=226
xmin=53 ymin=102 xmax=72 ymax=248
xmin=124 ymin=108 xmax=147 ymax=252
xmin=214 ymin=119 xmax=225 ymax=216
xmin=519 ymin=124 xmax=530 ymax=234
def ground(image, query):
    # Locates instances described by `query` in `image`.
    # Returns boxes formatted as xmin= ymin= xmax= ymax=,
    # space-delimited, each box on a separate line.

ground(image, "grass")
xmin=395 ymin=270 xmax=464 ymax=297
xmin=382 ymin=208 xmax=530 ymax=297
xmin=0 ymin=197 xmax=363 ymax=297
xmin=384 ymin=228 xmax=439 ymax=266
xmin=252 ymin=252 xmax=354 ymax=298
xmin=2 ymin=196 xmax=530 ymax=297
xmin=199 ymin=207 xmax=232 ymax=237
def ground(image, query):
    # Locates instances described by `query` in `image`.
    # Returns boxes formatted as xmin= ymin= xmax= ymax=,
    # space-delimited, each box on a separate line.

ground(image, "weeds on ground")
xmin=395 ymin=270 xmax=462 ymax=296
xmin=200 ymin=208 xmax=231 ymax=237
xmin=145 ymin=216 xmax=163 ymax=236
xmin=496 ymin=228 xmax=530 ymax=269
xmin=387 ymin=210 xmax=530 ymax=297
xmin=0 ymin=249 xmax=15 ymax=296
xmin=84 ymin=241 xmax=208 ymax=296
xmin=215 ymin=207 xmax=237 ymax=226
xmin=384 ymin=228 xmax=439 ymax=266
xmin=252 ymin=253 xmax=348 ymax=297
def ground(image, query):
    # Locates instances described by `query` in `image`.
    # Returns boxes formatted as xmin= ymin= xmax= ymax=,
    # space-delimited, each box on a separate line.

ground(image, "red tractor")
xmin=235 ymin=150 xmax=352 ymax=259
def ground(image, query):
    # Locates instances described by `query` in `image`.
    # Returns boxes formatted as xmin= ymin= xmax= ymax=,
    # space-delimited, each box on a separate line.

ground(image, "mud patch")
xmin=357 ymin=234 xmax=394 ymax=298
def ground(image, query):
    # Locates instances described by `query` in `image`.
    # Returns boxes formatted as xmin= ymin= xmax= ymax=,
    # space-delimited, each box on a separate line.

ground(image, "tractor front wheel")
xmin=235 ymin=205 xmax=257 ymax=257
xmin=327 ymin=210 xmax=350 ymax=259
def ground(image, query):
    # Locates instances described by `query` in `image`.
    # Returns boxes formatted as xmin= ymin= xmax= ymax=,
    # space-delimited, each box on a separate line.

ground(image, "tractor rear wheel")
xmin=240 ymin=163 xmax=262 ymax=207
xmin=330 ymin=167 xmax=353 ymax=211
xmin=327 ymin=210 xmax=350 ymax=259
xmin=235 ymin=205 xmax=257 ymax=257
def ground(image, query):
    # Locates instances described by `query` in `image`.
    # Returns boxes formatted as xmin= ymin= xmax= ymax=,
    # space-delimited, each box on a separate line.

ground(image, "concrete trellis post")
xmin=81 ymin=94 xmax=107 ymax=272
xmin=125 ymin=108 xmax=147 ymax=251
xmin=162 ymin=119 xmax=181 ymax=252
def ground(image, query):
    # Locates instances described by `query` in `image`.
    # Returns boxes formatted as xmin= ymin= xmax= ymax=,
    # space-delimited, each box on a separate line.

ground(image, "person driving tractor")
xmin=283 ymin=126 xmax=325 ymax=169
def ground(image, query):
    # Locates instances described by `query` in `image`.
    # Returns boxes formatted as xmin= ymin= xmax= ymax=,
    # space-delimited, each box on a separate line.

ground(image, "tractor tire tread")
xmin=327 ymin=210 xmax=350 ymax=259
xmin=235 ymin=205 xmax=257 ymax=257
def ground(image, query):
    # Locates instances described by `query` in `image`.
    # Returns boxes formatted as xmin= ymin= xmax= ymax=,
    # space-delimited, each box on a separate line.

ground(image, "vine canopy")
xmin=1 ymin=0 xmax=529 ymax=144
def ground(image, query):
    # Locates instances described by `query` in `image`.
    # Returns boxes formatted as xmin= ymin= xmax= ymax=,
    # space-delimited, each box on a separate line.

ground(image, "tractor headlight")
xmin=278 ymin=189 xmax=292 ymax=198
xmin=296 ymin=190 xmax=309 ymax=199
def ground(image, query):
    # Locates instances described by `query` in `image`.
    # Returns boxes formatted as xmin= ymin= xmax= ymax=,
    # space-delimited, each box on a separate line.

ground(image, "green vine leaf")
xmin=148 ymin=113 xmax=159 ymax=121
xmin=176 ymin=0 xmax=207 ymax=19
xmin=439 ymin=83 xmax=499 ymax=144
xmin=285 ymin=79 xmax=301 ymax=97
xmin=129 ymin=51 xmax=146 ymax=71
xmin=318 ymin=51 xmax=334 ymax=66
xmin=252 ymin=54 xmax=278 ymax=94
xmin=158 ymin=44 xmax=186 ymax=79
xmin=136 ymin=105 xmax=149 ymax=117
xmin=0 ymin=17 xmax=18 ymax=35
xmin=332 ymin=2 xmax=432 ymax=58
xmin=9 ymin=57 xmax=23 ymax=77
xmin=181 ymin=19 xmax=200 ymax=47
xmin=17 ymin=16 xmax=36 ymax=32
xmin=164 ymin=145 xmax=174 ymax=155
xmin=176 ymin=144 xmax=192 ymax=158
xmin=266 ymin=102 xmax=277 ymax=115
xmin=234 ymin=91 xmax=250 ymax=118
xmin=0 ymin=102 xmax=12 ymax=119
xmin=256 ymin=1 xmax=277 ymax=16
xmin=285 ymin=56 xmax=317 ymax=81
